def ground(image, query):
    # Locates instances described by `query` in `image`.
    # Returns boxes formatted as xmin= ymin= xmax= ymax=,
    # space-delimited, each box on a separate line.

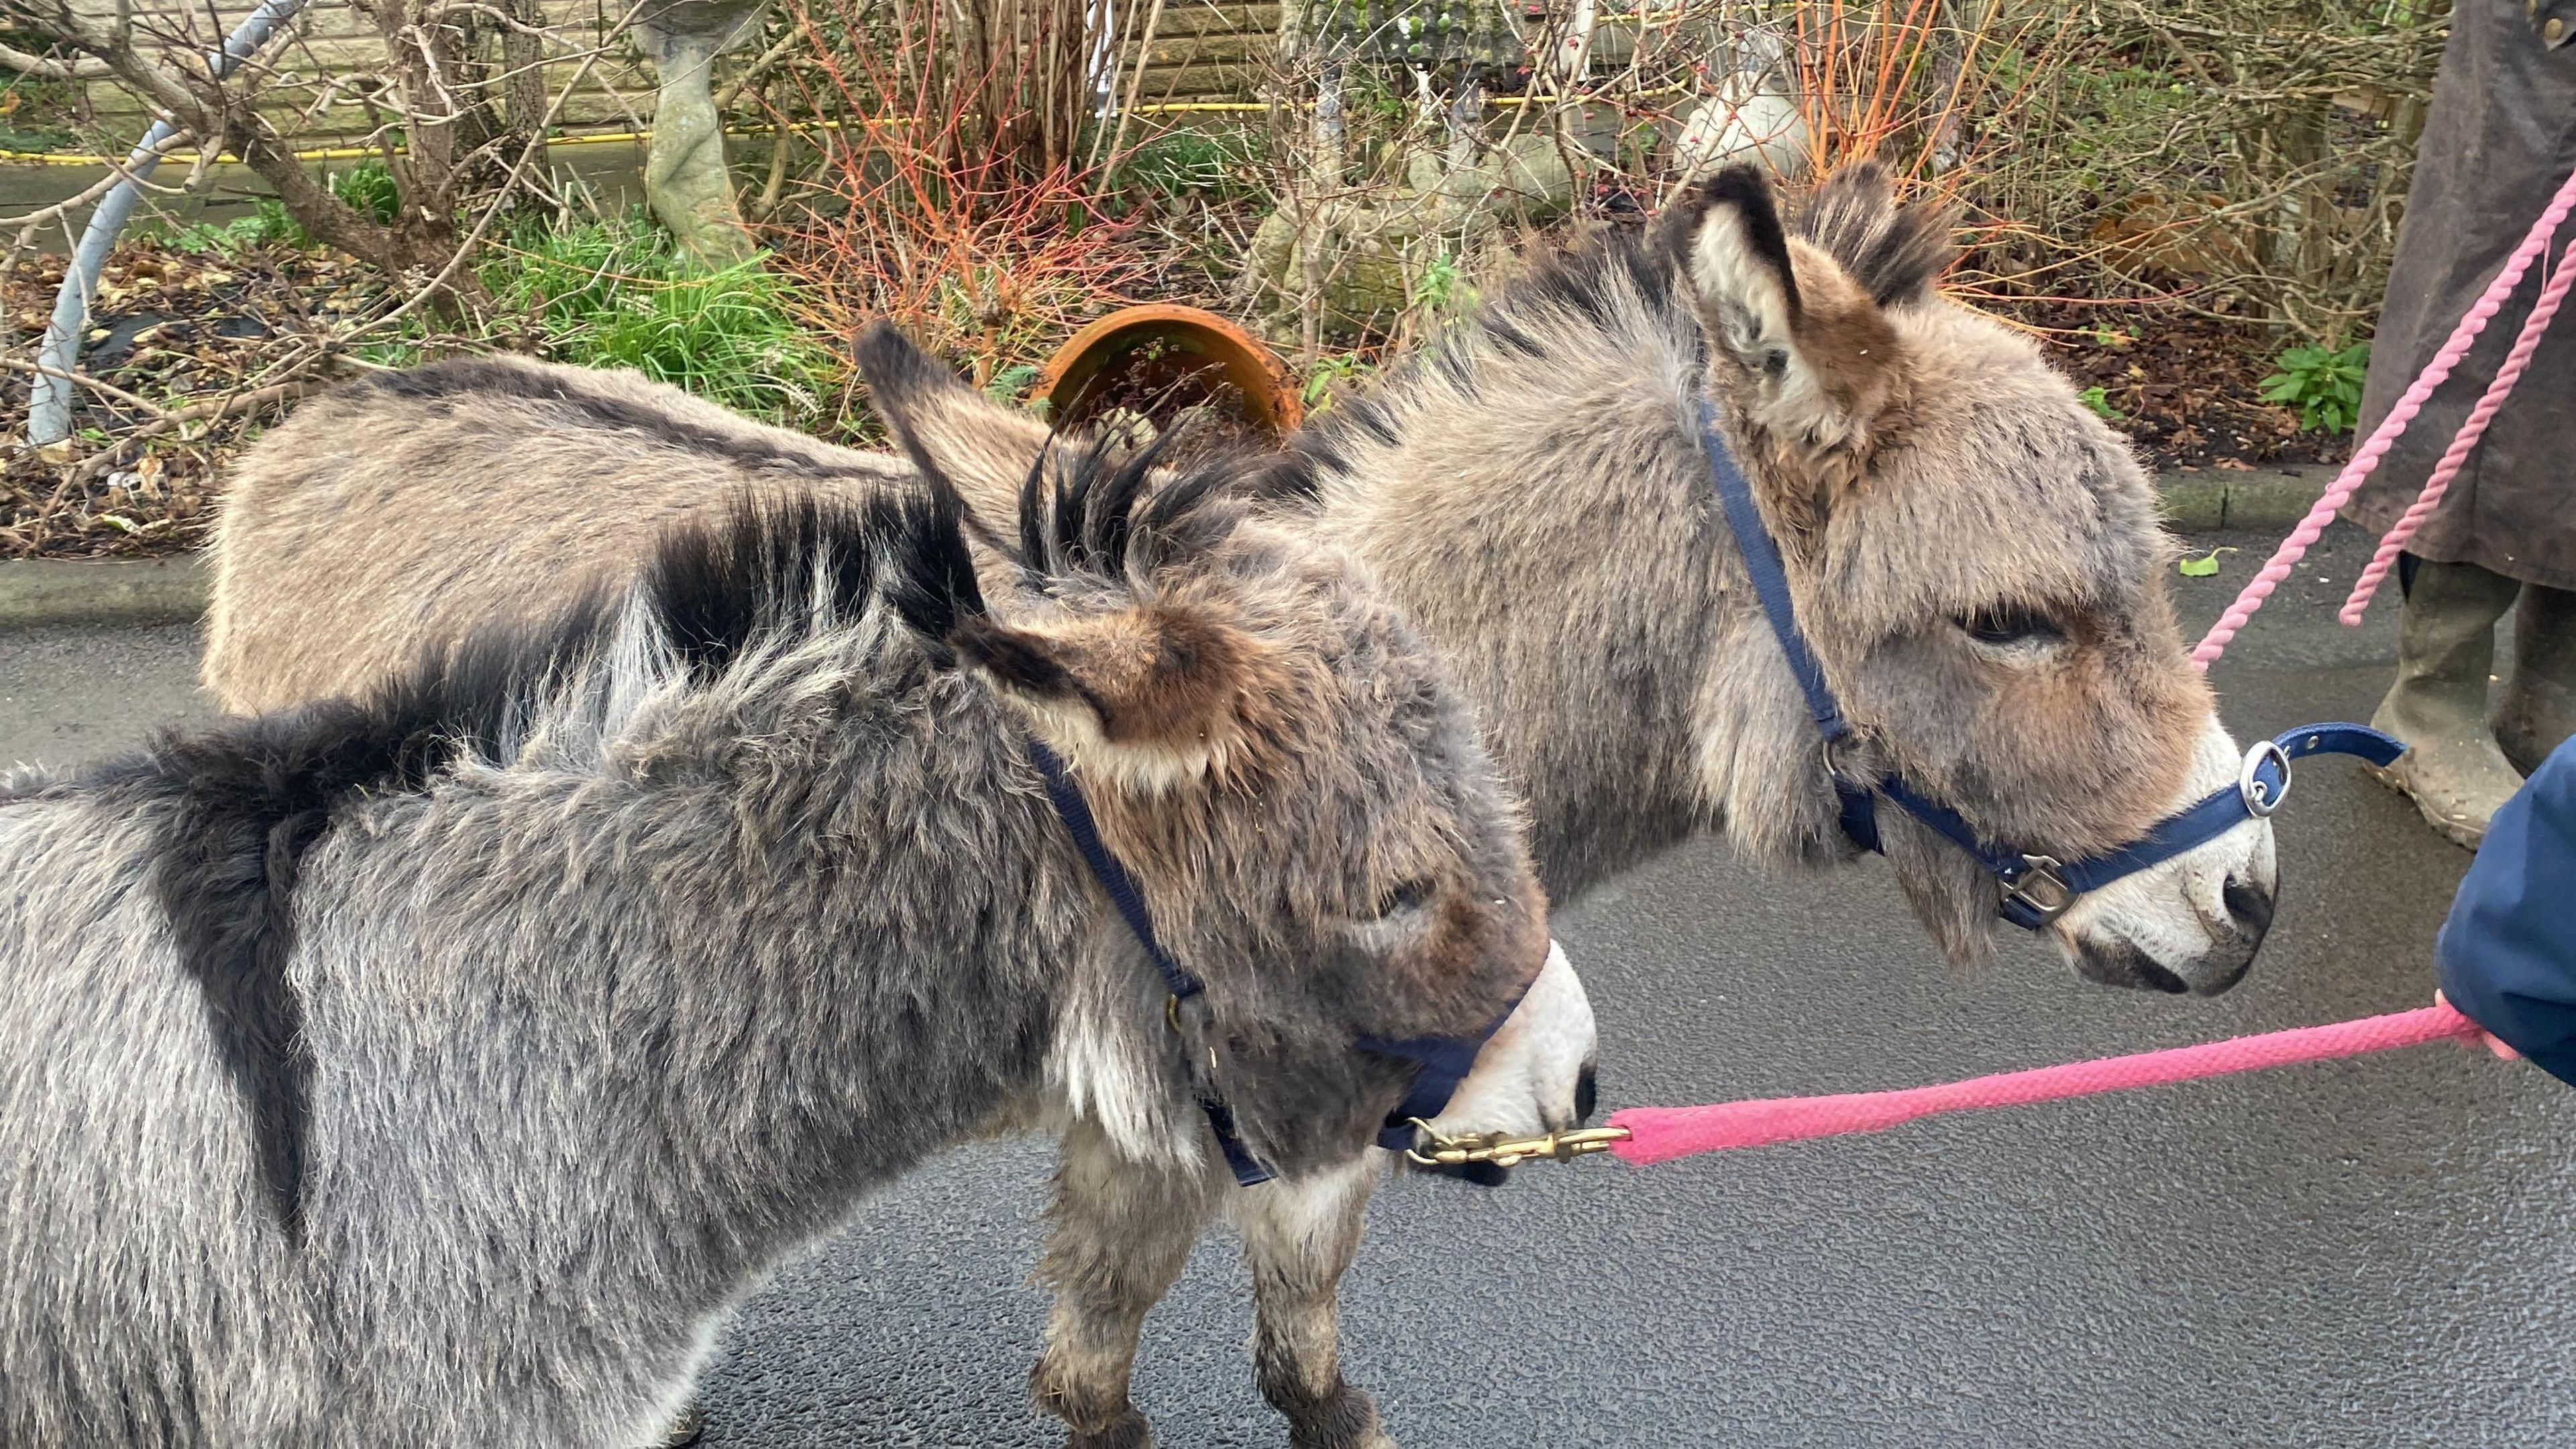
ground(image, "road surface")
xmin=3 ymin=522 xmax=2568 ymax=1448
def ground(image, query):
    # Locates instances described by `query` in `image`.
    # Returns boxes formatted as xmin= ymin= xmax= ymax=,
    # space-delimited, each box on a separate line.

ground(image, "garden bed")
xmin=7 ymin=229 xmax=2349 ymax=561
xmin=4 ymin=241 xmax=396 ymax=559
xmin=2021 ymin=301 xmax=2352 ymax=474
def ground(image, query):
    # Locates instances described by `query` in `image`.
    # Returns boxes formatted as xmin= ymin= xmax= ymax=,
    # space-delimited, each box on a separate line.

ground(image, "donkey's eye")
xmin=1364 ymin=879 xmax=1436 ymax=920
xmin=1958 ymin=606 xmax=2065 ymax=649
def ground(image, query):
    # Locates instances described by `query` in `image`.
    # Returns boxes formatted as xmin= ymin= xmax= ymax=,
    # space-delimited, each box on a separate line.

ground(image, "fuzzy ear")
xmin=1656 ymin=163 xmax=1913 ymax=490
xmin=1799 ymin=160 xmax=1956 ymax=310
xmin=1655 ymin=164 xmax=1805 ymax=376
xmin=950 ymin=602 xmax=1291 ymax=794
xmin=854 ymin=321 xmax=1053 ymax=527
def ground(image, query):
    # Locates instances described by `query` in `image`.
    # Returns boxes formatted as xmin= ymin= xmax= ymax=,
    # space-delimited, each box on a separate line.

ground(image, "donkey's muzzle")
xmin=2070 ymin=867 xmax=2273 ymax=997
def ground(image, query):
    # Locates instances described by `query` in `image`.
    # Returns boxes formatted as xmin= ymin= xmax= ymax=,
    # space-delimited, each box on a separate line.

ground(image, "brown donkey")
xmin=204 ymin=163 xmax=2273 ymax=1442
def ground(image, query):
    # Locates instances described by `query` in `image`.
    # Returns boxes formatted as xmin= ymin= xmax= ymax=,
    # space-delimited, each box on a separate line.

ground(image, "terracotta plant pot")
xmin=1034 ymin=304 xmax=1303 ymax=441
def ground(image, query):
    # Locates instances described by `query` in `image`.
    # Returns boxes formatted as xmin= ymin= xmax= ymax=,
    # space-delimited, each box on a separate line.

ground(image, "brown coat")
xmin=2344 ymin=0 xmax=2576 ymax=590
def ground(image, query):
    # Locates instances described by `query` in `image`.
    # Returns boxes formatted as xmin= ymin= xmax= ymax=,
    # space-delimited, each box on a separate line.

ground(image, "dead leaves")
xmin=6 ymin=239 xmax=387 ymax=559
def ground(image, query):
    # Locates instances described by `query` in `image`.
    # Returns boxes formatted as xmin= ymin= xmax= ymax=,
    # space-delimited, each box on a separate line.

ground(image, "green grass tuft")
xmin=477 ymin=214 xmax=839 ymax=427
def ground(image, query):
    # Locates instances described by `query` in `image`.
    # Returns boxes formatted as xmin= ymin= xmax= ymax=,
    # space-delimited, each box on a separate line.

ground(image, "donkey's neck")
xmin=1295 ymin=286 xmax=1837 ymax=900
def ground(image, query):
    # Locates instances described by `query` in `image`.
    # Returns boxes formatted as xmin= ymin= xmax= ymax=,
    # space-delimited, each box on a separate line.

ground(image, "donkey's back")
xmin=205 ymin=356 xmax=908 ymax=712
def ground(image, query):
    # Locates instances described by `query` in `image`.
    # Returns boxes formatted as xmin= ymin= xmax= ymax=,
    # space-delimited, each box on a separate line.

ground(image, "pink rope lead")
xmin=2190 ymin=158 xmax=2576 ymax=671
xmin=2339 ymin=235 xmax=2576 ymax=623
xmin=1605 ymin=1003 xmax=2479 ymax=1166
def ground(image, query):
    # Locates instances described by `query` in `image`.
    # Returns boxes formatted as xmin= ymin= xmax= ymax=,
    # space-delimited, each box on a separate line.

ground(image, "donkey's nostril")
xmin=1574 ymin=1065 xmax=1598 ymax=1126
xmin=2222 ymin=874 xmax=2275 ymax=938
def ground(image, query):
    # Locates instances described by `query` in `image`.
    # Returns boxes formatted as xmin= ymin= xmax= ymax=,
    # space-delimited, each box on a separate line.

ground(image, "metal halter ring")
xmin=1821 ymin=733 xmax=1862 ymax=786
xmin=2238 ymin=739 xmax=2294 ymax=818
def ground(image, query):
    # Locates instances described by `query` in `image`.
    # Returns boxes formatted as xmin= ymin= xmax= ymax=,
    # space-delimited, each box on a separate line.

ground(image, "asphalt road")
xmin=5 ymin=521 xmax=2571 ymax=1449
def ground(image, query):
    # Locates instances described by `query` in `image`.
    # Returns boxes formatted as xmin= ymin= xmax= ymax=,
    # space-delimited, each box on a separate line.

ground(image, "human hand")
xmin=2436 ymin=990 xmax=2523 ymax=1062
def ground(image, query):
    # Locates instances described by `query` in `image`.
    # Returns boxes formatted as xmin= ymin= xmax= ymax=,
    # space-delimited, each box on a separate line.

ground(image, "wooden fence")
xmin=62 ymin=0 xmax=1281 ymax=142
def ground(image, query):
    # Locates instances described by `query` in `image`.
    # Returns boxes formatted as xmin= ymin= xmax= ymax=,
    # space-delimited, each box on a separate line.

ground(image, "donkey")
xmin=847 ymin=162 xmax=2284 ymax=991
xmin=1 ymin=439 xmax=1591 ymax=1446
xmin=199 ymin=162 xmax=2273 ymax=1439
xmin=207 ymin=164 xmax=2276 ymax=998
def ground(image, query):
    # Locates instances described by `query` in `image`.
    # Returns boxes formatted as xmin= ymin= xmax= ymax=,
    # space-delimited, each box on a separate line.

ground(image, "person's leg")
xmin=2372 ymin=555 xmax=2526 ymax=847
xmin=2496 ymin=582 xmax=2576 ymax=777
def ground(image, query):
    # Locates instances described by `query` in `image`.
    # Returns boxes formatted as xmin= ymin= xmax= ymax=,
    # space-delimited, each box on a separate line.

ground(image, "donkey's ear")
xmin=1800 ymin=160 xmax=1955 ymax=310
xmin=950 ymin=602 xmax=1293 ymax=795
xmin=1658 ymin=164 xmax=1907 ymax=462
xmin=1655 ymin=164 xmax=1804 ymax=376
xmin=855 ymin=321 xmax=1051 ymax=525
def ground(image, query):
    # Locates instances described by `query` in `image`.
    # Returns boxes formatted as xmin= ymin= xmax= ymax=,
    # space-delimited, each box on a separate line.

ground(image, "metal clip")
xmin=1403 ymin=1120 xmax=1631 ymax=1169
xmin=2002 ymin=855 xmax=2077 ymax=925
xmin=2238 ymin=738 xmax=2292 ymax=818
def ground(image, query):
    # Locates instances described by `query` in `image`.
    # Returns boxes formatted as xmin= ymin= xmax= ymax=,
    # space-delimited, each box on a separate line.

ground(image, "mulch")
xmin=3 ymin=241 xmax=393 ymax=559
xmin=2007 ymin=300 xmax=2355 ymax=474
xmin=7 ymin=244 xmax=2353 ymax=561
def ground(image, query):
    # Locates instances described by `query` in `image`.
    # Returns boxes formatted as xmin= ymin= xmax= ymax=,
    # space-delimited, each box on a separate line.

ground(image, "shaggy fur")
xmin=201 ymin=354 xmax=919 ymax=711
xmin=1 ymin=451 xmax=1553 ymax=1445
xmin=1276 ymin=163 xmax=2269 ymax=985
xmin=191 ymin=160 xmax=2271 ymax=1444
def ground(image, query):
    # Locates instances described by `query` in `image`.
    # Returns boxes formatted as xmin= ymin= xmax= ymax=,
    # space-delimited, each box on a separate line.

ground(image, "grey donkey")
xmin=208 ymin=162 xmax=2277 ymax=998
xmin=2 ymin=437 xmax=1593 ymax=1446
xmin=199 ymin=162 xmax=2271 ymax=1438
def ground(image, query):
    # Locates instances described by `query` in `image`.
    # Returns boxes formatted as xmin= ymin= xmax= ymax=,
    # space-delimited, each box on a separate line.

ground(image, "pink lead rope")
xmin=2190 ymin=159 xmax=2576 ymax=669
xmin=1605 ymin=1004 xmax=2479 ymax=1166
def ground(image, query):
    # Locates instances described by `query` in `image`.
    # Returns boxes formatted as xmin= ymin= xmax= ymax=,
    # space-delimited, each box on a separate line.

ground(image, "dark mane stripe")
xmin=80 ymin=472 xmax=985 ymax=1242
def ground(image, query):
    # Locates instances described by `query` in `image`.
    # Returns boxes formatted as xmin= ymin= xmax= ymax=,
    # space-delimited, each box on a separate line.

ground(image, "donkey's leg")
xmin=1229 ymin=1155 xmax=1395 ymax=1449
xmin=1030 ymin=1116 xmax=1223 ymax=1449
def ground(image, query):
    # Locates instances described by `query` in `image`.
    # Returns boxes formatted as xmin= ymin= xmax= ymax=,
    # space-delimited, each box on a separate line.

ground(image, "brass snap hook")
xmin=1402 ymin=1119 xmax=1631 ymax=1169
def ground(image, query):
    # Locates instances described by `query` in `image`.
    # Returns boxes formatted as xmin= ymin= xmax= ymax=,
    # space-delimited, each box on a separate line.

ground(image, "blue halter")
xmin=1697 ymin=400 xmax=2405 ymax=929
xmin=1028 ymin=741 xmax=1525 ymax=1187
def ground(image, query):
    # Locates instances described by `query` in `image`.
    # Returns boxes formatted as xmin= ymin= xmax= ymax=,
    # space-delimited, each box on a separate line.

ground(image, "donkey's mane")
xmin=1285 ymin=162 xmax=1953 ymax=492
xmin=357 ymin=355 xmax=900 ymax=488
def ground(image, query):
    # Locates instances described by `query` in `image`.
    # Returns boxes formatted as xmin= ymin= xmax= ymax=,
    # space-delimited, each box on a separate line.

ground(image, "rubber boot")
xmin=2369 ymin=557 xmax=2526 ymax=849
xmin=2495 ymin=582 xmax=2576 ymax=777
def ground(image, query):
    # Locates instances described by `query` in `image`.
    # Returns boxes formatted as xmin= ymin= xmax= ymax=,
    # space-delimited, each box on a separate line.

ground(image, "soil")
xmin=2004 ymin=299 xmax=2355 ymax=474
xmin=1049 ymin=335 xmax=1274 ymax=464
xmin=5 ymin=241 xmax=396 ymax=559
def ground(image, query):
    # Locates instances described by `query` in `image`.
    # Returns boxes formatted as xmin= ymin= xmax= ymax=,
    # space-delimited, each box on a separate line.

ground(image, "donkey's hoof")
xmin=1287 ymin=1385 xmax=1396 ymax=1449
xmin=640 ymin=1398 xmax=706 ymax=1447
xmin=1064 ymin=1412 xmax=1152 ymax=1449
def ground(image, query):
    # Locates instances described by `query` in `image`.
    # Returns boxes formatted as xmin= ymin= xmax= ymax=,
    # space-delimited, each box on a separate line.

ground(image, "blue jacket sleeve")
xmin=2436 ymin=739 xmax=2576 ymax=1089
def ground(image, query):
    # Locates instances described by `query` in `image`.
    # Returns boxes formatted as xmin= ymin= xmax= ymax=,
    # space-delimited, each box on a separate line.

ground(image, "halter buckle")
xmin=2238 ymin=739 xmax=2292 ymax=818
xmin=2002 ymin=855 xmax=2077 ymax=925
xmin=1403 ymin=1120 xmax=1631 ymax=1169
